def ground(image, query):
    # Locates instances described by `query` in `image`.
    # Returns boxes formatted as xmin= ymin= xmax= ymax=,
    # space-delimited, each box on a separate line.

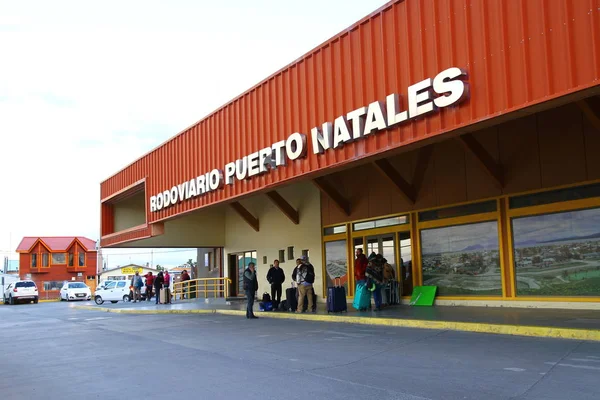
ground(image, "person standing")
xmin=294 ymin=256 xmax=315 ymax=313
xmin=266 ymin=260 xmax=285 ymax=309
xmin=163 ymin=270 xmax=171 ymax=304
xmin=145 ymin=272 xmax=154 ymax=302
xmin=180 ymin=269 xmax=191 ymax=299
xmin=354 ymin=248 xmax=368 ymax=285
xmin=131 ymin=272 xmax=143 ymax=303
xmin=154 ymin=272 xmax=164 ymax=305
xmin=243 ymin=262 xmax=259 ymax=319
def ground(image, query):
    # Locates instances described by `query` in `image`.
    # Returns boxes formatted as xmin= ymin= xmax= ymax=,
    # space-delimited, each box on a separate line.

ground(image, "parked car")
xmin=60 ymin=282 xmax=92 ymax=301
xmin=94 ymin=280 xmax=131 ymax=305
xmin=3 ymin=280 xmax=39 ymax=305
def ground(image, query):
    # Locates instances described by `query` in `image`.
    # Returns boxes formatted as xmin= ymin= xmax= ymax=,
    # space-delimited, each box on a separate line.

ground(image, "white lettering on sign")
xmin=149 ymin=67 xmax=468 ymax=212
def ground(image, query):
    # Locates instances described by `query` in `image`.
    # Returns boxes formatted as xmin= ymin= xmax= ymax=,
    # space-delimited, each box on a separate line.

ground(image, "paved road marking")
xmin=258 ymin=334 xmax=271 ymax=337
xmin=68 ymin=318 xmax=79 ymax=320
xmin=503 ymin=368 xmax=526 ymax=372
xmin=568 ymin=358 xmax=600 ymax=363
xmin=545 ymin=362 xmax=600 ymax=371
xmin=84 ymin=317 xmax=112 ymax=321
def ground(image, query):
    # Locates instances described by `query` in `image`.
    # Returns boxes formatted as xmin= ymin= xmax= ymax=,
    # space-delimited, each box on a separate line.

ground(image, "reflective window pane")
xmin=353 ymin=216 xmax=408 ymax=231
xmin=420 ymin=221 xmax=502 ymax=296
xmin=399 ymin=232 xmax=413 ymax=296
xmin=324 ymin=225 xmax=347 ymax=235
xmin=419 ymin=201 xmax=497 ymax=222
xmin=325 ymin=240 xmax=348 ymax=292
xmin=509 ymin=183 xmax=600 ymax=209
xmin=52 ymin=253 xmax=66 ymax=265
xmin=512 ymin=208 xmax=600 ymax=296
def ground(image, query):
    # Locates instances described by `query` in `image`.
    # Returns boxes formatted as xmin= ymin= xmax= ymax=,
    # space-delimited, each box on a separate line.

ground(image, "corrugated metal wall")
xmin=101 ymin=0 xmax=600 ymax=230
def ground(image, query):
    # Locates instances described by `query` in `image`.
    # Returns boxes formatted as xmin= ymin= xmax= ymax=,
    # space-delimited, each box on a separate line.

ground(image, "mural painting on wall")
xmin=421 ymin=221 xmax=502 ymax=296
xmin=513 ymin=208 xmax=600 ymax=297
xmin=325 ymin=240 xmax=348 ymax=292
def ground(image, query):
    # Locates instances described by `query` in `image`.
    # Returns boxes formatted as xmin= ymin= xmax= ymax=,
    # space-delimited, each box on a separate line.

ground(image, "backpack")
xmin=262 ymin=292 xmax=271 ymax=303
xmin=305 ymin=264 xmax=315 ymax=284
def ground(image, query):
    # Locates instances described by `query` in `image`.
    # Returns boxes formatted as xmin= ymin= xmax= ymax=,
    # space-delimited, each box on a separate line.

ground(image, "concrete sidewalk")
xmin=73 ymin=298 xmax=600 ymax=342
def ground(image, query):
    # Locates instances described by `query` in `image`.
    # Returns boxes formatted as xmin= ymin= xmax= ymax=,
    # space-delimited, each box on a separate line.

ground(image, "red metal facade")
xmin=101 ymin=0 xmax=600 ymax=240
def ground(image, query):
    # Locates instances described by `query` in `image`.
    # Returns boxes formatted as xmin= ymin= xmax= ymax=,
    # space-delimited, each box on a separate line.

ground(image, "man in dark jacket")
xmin=154 ymin=272 xmax=164 ymax=305
xmin=243 ymin=262 xmax=259 ymax=319
xmin=266 ymin=259 xmax=285 ymax=309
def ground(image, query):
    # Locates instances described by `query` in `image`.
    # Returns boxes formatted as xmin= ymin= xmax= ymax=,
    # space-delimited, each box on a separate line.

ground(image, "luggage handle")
xmin=334 ymin=277 xmax=342 ymax=287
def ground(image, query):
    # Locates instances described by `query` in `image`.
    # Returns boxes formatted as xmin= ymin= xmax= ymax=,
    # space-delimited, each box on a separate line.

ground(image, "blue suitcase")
xmin=352 ymin=282 xmax=371 ymax=311
xmin=327 ymin=277 xmax=347 ymax=313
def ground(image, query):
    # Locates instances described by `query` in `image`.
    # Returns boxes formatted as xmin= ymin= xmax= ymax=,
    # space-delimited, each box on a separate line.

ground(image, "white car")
xmin=3 ymin=280 xmax=39 ymax=305
xmin=60 ymin=282 xmax=92 ymax=302
xmin=94 ymin=280 xmax=131 ymax=305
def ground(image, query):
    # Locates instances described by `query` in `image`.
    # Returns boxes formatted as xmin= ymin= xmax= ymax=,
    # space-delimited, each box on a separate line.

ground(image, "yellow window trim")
xmin=350 ymin=224 xmax=411 ymax=238
xmin=417 ymin=211 xmax=498 ymax=230
xmin=507 ymin=197 xmax=600 ymax=218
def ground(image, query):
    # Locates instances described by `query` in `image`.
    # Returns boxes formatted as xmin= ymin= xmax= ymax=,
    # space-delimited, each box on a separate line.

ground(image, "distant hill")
xmin=462 ymin=244 xmax=485 ymax=251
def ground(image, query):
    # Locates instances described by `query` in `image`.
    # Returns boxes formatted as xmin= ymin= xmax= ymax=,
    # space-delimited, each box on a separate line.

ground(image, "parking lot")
xmin=0 ymin=301 xmax=599 ymax=400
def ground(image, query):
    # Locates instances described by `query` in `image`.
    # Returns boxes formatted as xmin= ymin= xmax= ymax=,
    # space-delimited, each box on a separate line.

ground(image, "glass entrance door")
xmin=365 ymin=234 xmax=397 ymax=277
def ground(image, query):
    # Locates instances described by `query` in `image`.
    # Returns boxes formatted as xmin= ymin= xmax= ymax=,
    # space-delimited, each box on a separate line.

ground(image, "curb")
xmin=72 ymin=305 xmax=600 ymax=342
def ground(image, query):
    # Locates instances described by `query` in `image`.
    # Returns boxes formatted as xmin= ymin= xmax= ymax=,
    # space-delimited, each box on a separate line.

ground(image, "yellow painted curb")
xmin=71 ymin=305 xmax=600 ymax=342
xmin=40 ymin=299 xmax=60 ymax=303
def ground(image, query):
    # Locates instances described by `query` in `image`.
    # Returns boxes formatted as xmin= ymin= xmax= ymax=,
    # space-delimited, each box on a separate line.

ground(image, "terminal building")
xmin=100 ymin=0 xmax=600 ymax=309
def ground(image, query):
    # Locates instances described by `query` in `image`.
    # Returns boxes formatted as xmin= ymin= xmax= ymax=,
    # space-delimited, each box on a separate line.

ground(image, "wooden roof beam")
xmin=313 ymin=177 xmax=351 ymax=216
xmin=412 ymin=145 xmax=434 ymax=198
xmin=230 ymin=201 xmax=259 ymax=232
xmin=266 ymin=190 xmax=299 ymax=225
xmin=373 ymin=158 xmax=416 ymax=204
xmin=457 ymin=133 xmax=504 ymax=189
xmin=577 ymin=97 xmax=600 ymax=132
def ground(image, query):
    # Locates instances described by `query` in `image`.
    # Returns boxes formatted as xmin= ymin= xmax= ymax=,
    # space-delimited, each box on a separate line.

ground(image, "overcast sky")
xmin=0 ymin=0 xmax=389 ymax=267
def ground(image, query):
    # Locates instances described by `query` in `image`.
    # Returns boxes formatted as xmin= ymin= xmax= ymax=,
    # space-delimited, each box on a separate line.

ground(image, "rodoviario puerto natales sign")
xmin=149 ymin=67 xmax=469 ymax=212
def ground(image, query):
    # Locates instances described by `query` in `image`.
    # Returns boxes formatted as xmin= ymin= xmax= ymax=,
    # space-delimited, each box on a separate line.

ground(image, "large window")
xmin=43 ymin=281 xmax=64 ymax=291
xmin=324 ymin=240 xmax=348 ymax=292
xmin=78 ymin=253 xmax=85 ymax=267
xmin=68 ymin=253 xmax=74 ymax=267
xmin=421 ymin=221 xmax=502 ymax=296
xmin=52 ymin=253 xmax=66 ymax=265
xmin=31 ymin=253 xmax=37 ymax=268
xmin=42 ymin=253 xmax=49 ymax=267
xmin=512 ymin=207 xmax=600 ymax=297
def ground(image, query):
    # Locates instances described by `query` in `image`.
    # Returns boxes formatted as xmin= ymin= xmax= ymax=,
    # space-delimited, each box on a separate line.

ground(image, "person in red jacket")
xmin=163 ymin=271 xmax=171 ymax=304
xmin=145 ymin=272 xmax=155 ymax=302
xmin=355 ymin=248 xmax=368 ymax=285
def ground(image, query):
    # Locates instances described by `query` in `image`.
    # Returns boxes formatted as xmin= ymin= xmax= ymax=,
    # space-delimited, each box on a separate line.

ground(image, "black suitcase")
xmin=327 ymin=277 xmax=347 ymax=313
xmin=286 ymin=286 xmax=298 ymax=311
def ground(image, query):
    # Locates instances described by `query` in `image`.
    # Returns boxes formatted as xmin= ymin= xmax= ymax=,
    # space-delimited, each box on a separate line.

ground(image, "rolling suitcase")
xmin=327 ymin=277 xmax=347 ymax=313
xmin=352 ymin=282 xmax=371 ymax=311
xmin=160 ymin=287 xmax=171 ymax=304
xmin=286 ymin=284 xmax=298 ymax=312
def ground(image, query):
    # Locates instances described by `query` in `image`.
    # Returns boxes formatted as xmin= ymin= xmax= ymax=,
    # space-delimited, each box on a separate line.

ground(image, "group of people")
xmin=354 ymin=248 xmax=396 ymax=311
xmin=243 ymin=255 xmax=315 ymax=319
xmin=129 ymin=269 xmax=190 ymax=304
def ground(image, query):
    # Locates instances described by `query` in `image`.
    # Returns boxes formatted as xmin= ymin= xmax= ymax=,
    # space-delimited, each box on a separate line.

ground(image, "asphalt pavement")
xmin=0 ymin=302 xmax=598 ymax=400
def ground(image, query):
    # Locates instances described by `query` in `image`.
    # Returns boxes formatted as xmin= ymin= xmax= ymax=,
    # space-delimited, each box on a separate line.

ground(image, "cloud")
xmin=0 ymin=0 xmax=389 ymax=264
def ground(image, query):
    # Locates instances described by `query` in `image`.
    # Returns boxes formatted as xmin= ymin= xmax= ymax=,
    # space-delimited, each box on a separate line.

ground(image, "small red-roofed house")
xmin=16 ymin=236 xmax=98 ymax=299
